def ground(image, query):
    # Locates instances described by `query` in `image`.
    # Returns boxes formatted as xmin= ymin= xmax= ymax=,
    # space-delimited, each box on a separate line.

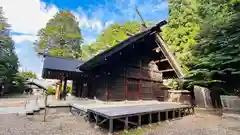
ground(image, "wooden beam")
xmin=159 ymin=69 xmax=174 ymax=73
xmin=154 ymin=59 xmax=168 ymax=63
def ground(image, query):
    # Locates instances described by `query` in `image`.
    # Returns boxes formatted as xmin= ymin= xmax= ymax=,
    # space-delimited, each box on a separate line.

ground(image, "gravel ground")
xmin=0 ymin=112 xmax=239 ymax=135
xmin=143 ymin=113 xmax=240 ymax=135
xmin=0 ymin=112 xmax=105 ymax=135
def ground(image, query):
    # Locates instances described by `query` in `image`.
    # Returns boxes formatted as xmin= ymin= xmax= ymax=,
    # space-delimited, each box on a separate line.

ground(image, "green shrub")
xmin=47 ymin=87 xmax=55 ymax=95
xmin=66 ymin=85 xmax=72 ymax=94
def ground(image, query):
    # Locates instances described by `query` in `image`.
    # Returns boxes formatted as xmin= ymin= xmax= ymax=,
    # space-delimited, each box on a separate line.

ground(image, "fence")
xmin=220 ymin=95 xmax=240 ymax=113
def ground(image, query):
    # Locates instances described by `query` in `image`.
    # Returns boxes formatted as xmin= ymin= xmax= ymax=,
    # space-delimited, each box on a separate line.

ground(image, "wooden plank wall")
xmin=91 ymin=55 xmax=168 ymax=101
xmin=88 ymin=38 xmax=173 ymax=101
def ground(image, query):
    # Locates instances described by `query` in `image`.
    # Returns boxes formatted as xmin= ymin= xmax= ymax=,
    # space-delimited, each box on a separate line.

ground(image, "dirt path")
xmin=143 ymin=113 xmax=240 ymax=135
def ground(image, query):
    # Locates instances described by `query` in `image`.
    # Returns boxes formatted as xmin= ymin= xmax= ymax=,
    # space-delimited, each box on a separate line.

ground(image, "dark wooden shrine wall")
xmin=83 ymin=36 xmax=174 ymax=101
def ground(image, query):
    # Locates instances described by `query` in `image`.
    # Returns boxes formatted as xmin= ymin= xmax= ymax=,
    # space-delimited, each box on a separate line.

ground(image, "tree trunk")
xmin=2 ymin=80 xmax=10 ymax=95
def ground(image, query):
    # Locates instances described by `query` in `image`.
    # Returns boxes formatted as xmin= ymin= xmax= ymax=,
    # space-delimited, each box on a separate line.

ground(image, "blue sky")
xmin=1 ymin=0 xmax=168 ymax=78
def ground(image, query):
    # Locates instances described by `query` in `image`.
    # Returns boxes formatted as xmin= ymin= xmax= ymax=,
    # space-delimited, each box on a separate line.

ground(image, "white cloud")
xmin=12 ymin=35 xmax=37 ymax=43
xmin=74 ymin=8 xmax=112 ymax=34
xmin=1 ymin=0 xmax=58 ymax=35
xmin=15 ymin=48 xmax=21 ymax=54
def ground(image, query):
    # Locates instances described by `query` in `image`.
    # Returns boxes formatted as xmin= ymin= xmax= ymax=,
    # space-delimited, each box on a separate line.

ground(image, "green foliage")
xmin=47 ymin=87 xmax=55 ymax=95
xmin=19 ymin=71 xmax=37 ymax=79
xmin=79 ymin=44 xmax=92 ymax=60
xmin=0 ymin=7 xmax=21 ymax=95
xmin=187 ymin=1 xmax=240 ymax=95
xmin=8 ymin=73 xmax=27 ymax=94
xmin=35 ymin=10 xmax=83 ymax=59
xmin=66 ymin=85 xmax=72 ymax=94
xmin=162 ymin=0 xmax=201 ymax=73
xmin=89 ymin=21 xmax=142 ymax=55
xmin=46 ymin=84 xmax=72 ymax=95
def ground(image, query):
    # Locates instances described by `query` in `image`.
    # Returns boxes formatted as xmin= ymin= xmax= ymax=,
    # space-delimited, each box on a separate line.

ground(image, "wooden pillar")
xmin=95 ymin=115 xmax=99 ymax=128
xmin=138 ymin=115 xmax=142 ymax=128
xmin=109 ymin=119 xmax=113 ymax=134
xmin=165 ymin=111 xmax=168 ymax=120
xmin=172 ymin=110 xmax=175 ymax=119
xmin=124 ymin=68 xmax=128 ymax=101
xmin=178 ymin=109 xmax=181 ymax=117
xmin=184 ymin=108 xmax=187 ymax=116
xmin=63 ymin=77 xmax=67 ymax=100
xmin=55 ymin=83 xmax=60 ymax=100
xmin=87 ymin=111 xmax=91 ymax=123
xmin=124 ymin=117 xmax=128 ymax=132
xmin=55 ymin=78 xmax=62 ymax=100
xmin=149 ymin=113 xmax=152 ymax=126
xmin=138 ymin=60 xmax=142 ymax=100
xmin=158 ymin=112 xmax=161 ymax=123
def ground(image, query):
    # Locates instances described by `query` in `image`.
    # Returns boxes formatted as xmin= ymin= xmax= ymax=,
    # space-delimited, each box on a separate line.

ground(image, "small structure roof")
xmin=40 ymin=54 xmax=85 ymax=80
xmin=42 ymin=54 xmax=84 ymax=73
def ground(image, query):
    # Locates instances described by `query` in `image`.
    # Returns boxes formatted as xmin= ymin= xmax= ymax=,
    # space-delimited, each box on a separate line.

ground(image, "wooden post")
xmin=63 ymin=77 xmax=67 ymax=100
xmin=55 ymin=80 xmax=62 ymax=100
xmin=187 ymin=108 xmax=190 ymax=114
xmin=109 ymin=119 xmax=113 ymax=135
xmin=124 ymin=117 xmax=128 ymax=132
xmin=192 ymin=106 xmax=195 ymax=114
xmin=138 ymin=115 xmax=142 ymax=129
xmin=149 ymin=113 xmax=152 ymax=126
xmin=95 ymin=115 xmax=99 ymax=129
xmin=43 ymin=93 xmax=48 ymax=122
xmin=87 ymin=111 xmax=91 ymax=123
xmin=178 ymin=109 xmax=181 ymax=117
xmin=172 ymin=110 xmax=175 ymax=119
xmin=165 ymin=111 xmax=168 ymax=121
xmin=158 ymin=112 xmax=161 ymax=124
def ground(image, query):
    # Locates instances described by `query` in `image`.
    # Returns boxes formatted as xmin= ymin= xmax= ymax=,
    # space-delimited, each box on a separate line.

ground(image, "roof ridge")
xmin=39 ymin=52 xmax=85 ymax=62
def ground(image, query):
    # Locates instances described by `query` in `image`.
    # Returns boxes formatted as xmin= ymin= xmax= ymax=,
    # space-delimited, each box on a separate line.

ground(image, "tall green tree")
xmin=0 ymin=7 xmax=20 ymax=95
xmin=35 ymin=10 xmax=83 ymax=59
xmin=162 ymin=0 xmax=201 ymax=73
xmin=89 ymin=21 xmax=142 ymax=55
xmin=187 ymin=1 xmax=240 ymax=95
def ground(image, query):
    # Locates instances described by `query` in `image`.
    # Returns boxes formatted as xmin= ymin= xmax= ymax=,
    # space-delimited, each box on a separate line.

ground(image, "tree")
xmin=187 ymin=1 xmax=240 ymax=95
xmin=162 ymin=0 xmax=202 ymax=73
xmin=19 ymin=71 xmax=37 ymax=79
xmin=89 ymin=21 xmax=142 ymax=55
xmin=0 ymin=7 xmax=20 ymax=95
xmin=35 ymin=10 xmax=83 ymax=59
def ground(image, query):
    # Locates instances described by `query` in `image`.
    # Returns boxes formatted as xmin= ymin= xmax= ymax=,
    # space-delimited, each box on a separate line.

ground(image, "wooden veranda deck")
xmin=70 ymin=102 xmax=194 ymax=134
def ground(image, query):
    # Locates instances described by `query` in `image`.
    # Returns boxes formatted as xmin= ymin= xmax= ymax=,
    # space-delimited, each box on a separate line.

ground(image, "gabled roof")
xmin=42 ymin=54 xmax=84 ymax=73
xmin=78 ymin=21 xmax=165 ymax=71
xmin=78 ymin=21 xmax=184 ymax=78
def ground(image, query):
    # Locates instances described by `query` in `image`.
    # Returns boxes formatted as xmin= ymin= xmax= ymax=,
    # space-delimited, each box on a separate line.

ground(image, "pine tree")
xmin=35 ymin=10 xmax=83 ymax=59
xmin=0 ymin=7 xmax=20 ymax=95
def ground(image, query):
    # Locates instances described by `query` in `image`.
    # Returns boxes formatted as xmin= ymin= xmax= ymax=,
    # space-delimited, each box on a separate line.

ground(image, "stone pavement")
xmin=0 ymin=94 xmax=183 ymax=115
